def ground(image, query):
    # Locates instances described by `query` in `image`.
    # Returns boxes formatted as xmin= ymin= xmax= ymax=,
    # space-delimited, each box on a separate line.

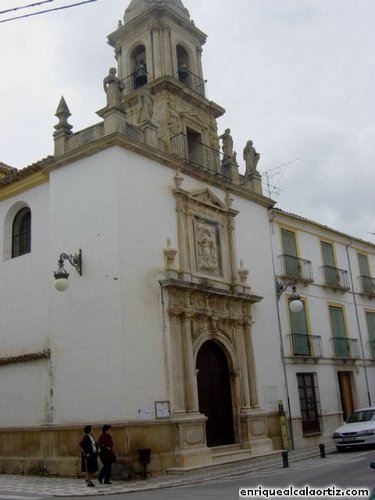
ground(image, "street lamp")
xmin=53 ymin=250 xmax=82 ymax=291
xmin=276 ymin=279 xmax=303 ymax=313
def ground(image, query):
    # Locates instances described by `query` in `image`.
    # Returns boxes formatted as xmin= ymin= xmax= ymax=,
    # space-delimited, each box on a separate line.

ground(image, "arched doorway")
xmin=196 ymin=340 xmax=235 ymax=447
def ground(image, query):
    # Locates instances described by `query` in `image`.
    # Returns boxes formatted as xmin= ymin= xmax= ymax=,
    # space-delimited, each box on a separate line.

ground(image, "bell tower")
xmin=107 ymin=0 xmax=225 ymax=154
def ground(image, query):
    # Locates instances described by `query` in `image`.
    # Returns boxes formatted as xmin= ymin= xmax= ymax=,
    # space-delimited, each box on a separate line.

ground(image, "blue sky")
xmin=0 ymin=0 xmax=374 ymax=241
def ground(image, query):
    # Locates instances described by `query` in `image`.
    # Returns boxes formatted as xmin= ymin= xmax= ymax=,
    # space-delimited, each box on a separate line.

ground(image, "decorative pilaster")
xmin=169 ymin=313 xmax=185 ymax=414
xmin=243 ymin=321 xmax=259 ymax=409
xmin=248 ymin=171 xmax=263 ymax=195
xmin=173 ymin=190 xmax=191 ymax=280
xmin=99 ymin=107 xmax=127 ymax=135
xmin=233 ymin=321 xmax=251 ymax=409
xmin=181 ymin=314 xmax=199 ymax=413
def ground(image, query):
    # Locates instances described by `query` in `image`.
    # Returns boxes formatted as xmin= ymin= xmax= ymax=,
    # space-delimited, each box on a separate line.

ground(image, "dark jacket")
xmin=79 ymin=434 xmax=99 ymax=473
xmin=98 ymin=432 xmax=115 ymax=461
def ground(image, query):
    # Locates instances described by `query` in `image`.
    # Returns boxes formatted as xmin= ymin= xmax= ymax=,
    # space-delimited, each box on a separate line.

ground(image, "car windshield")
xmin=346 ymin=410 xmax=375 ymax=423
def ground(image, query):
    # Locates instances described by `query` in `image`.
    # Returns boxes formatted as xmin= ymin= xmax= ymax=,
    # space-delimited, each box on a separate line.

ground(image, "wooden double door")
xmin=196 ymin=341 xmax=235 ymax=447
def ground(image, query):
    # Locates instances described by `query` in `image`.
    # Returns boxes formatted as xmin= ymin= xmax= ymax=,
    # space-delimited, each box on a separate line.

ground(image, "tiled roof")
xmin=0 ymin=157 xmax=53 ymax=187
xmin=273 ymin=207 xmax=375 ymax=246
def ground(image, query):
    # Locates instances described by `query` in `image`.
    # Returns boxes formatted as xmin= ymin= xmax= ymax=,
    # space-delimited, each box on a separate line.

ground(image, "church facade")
xmin=0 ymin=0 xmax=374 ymax=477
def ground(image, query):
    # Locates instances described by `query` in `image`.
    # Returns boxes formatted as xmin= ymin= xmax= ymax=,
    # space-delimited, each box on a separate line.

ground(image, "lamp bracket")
xmin=276 ymin=279 xmax=297 ymax=300
xmin=55 ymin=249 xmax=82 ymax=277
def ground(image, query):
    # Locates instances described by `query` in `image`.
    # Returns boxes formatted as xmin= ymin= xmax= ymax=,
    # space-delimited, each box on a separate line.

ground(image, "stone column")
xmin=169 ymin=313 xmax=186 ymax=413
xmin=181 ymin=314 xmax=199 ymax=413
xmin=243 ymin=321 xmax=259 ymax=408
xmin=174 ymin=193 xmax=190 ymax=279
xmin=227 ymin=216 xmax=238 ymax=285
xmin=162 ymin=28 xmax=173 ymax=76
xmin=233 ymin=321 xmax=251 ymax=409
xmin=152 ymin=28 xmax=162 ymax=78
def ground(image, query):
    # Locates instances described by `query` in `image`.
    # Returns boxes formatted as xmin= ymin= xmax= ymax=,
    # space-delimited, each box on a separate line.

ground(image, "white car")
xmin=333 ymin=407 xmax=375 ymax=451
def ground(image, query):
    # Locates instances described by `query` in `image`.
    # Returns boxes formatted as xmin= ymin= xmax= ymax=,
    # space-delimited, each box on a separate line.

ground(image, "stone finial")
xmin=54 ymin=96 xmax=73 ymax=134
xmin=54 ymin=96 xmax=73 ymax=156
xmin=164 ymin=238 xmax=177 ymax=270
xmin=238 ymin=260 xmax=249 ymax=284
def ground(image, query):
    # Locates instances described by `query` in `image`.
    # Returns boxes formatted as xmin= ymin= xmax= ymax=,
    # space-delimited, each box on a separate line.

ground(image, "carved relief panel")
xmin=173 ymin=186 xmax=239 ymax=284
xmin=194 ymin=217 xmax=222 ymax=276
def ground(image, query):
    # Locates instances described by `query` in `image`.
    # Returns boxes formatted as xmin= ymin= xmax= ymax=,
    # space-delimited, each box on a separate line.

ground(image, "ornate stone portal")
xmin=160 ymin=180 xmax=273 ymax=467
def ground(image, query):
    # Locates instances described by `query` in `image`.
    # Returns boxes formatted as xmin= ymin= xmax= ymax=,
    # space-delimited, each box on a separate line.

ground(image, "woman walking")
xmin=98 ymin=424 xmax=116 ymax=484
xmin=79 ymin=425 xmax=99 ymax=487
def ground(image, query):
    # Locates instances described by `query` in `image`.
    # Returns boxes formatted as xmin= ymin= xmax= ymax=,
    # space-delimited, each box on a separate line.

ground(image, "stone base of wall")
xmin=0 ymin=414 xmax=282 ymax=477
xmin=290 ymin=412 xmax=343 ymax=450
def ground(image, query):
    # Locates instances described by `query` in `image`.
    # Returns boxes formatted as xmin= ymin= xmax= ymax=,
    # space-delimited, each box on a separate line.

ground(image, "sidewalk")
xmin=0 ymin=445 xmax=335 ymax=497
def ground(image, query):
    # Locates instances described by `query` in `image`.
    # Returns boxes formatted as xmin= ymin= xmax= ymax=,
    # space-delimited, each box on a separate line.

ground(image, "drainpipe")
xmin=345 ymin=240 xmax=372 ymax=406
xmin=268 ymin=209 xmax=294 ymax=449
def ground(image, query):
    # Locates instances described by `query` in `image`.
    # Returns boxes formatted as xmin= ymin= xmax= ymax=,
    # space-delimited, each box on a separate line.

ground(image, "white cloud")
xmin=0 ymin=0 xmax=374 ymax=241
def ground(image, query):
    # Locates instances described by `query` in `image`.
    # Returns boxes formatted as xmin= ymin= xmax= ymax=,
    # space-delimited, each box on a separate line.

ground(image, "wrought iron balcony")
xmin=121 ymin=67 xmax=207 ymax=97
xmin=122 ymin=70 xmax=149 ymax=94
xmin=321 ymin=265 xmax=350 ymax=291
xmin=359 ymin=275 xmax=375 ymax=296
xmin=331 ymin=337 xmax=359 ymax=359
xmin=288 ymin=334 xmax=323 ymax=357
xmin=278 ymin=254 xmax=314 ymax=283
xmin=170 ymin=133 xmax=232 ymax=182
xmin=176 ymin=66 xmax=207 ymax=97
xmin=369 ymin=340 xmax=375 ymax=360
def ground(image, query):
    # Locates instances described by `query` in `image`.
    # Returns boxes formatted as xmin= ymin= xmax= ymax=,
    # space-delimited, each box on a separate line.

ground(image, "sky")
xmin=0 ymin=0 xmax=374 ymax=242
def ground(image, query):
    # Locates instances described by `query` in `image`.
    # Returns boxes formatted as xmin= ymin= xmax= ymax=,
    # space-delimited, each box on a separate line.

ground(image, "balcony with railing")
xmin=278 ymin=254 xmax=314 ymax=284
xmin=359 ymin=275 xmax=375 ymax=297
xmin=321 ymin=266 xmax=350 ymax=291
xmin=170 ymin=133 xmax=232 ymax=182
xmin=288 ymin=334 xmax=323 ymax=358
xmin=121 ymin=65 xmax=207 ymax=97
xmin=176 ymin=65 xmax=207 ymax=97
xmin=331 ymin=337 xmax=359 ymax=359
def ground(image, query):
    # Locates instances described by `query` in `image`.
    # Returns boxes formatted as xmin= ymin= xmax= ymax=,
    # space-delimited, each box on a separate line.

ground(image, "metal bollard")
xmin=282 ymin=450 xmax=289 ymax=468
xmin=319 ymin=443 xmax=326 ymax=458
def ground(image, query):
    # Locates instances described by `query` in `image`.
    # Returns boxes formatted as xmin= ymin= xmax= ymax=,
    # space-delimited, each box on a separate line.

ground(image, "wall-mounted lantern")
xmin=53 ymin=250 xmax=82 ymax=292
xmin=276 ymin=279 xmax=303 ymax=313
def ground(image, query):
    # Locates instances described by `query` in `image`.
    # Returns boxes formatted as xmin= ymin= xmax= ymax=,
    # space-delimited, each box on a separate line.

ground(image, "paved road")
xmin=0 ymin=449 xmax=374 ymax=500
xmin=83 ymin=450 xmax=375 ymax=500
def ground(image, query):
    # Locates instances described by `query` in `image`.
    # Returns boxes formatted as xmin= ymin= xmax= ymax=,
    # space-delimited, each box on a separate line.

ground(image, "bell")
xmin=134 ymin=63 xmax=148 ymax=88
xmin=178 ymin=63 xmax=189 ymax=82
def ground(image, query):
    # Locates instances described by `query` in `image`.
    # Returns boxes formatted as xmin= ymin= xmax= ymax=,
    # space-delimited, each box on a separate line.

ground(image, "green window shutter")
xmin=358 ymin=254 xmax=372 ymax=293
xmin=281 ymin=229 xmax=299 ymax=277
xmin=321 ymin=242 xmax=337 ymax=285
xmin=366 ymin=312 xmax=375 ymax=358
xmin=290 ymin=306 xmax=310 ymax=355
xmin=329 ymin=306 xmax=349 ymax=357
xmin=358 ymin=254 xmax=370 ymax=275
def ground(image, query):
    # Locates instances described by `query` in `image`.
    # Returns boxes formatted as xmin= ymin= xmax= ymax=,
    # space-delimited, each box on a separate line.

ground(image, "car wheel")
xmin=336 ymin=446 xmax=346 ymax=452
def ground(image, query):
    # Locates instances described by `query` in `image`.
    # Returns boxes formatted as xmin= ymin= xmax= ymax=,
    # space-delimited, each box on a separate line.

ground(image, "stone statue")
xmin=196 ymin=222 xmax=218 ymax=273
xmin=168 ymin=101 xmax=180 ymax=137
xmin=137 ymin=88 xmax=154 ymax=123
xmin=243 ymin=140 xmax=260 ymax=175
xmin=103 ymin=67 xmax=124 ymax=108
xmin=219 ymin=128 xmax=233 ymax=160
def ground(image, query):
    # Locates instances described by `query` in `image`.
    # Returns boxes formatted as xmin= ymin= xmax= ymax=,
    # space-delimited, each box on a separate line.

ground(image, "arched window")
xmin=12 ymin=207 xmax=31 ymax=258
xmin=176 ymin=45 xmax=190 ymax=83
xmin=131 ymin=45 xmax=148 ymax=89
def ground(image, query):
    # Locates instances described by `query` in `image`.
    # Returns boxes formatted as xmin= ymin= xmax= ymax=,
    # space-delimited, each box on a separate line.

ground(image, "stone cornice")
xmin=0 ymin=132 xmax=274 ymax=209
xmin=0 ymin=170 xmax=49 ymax=201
